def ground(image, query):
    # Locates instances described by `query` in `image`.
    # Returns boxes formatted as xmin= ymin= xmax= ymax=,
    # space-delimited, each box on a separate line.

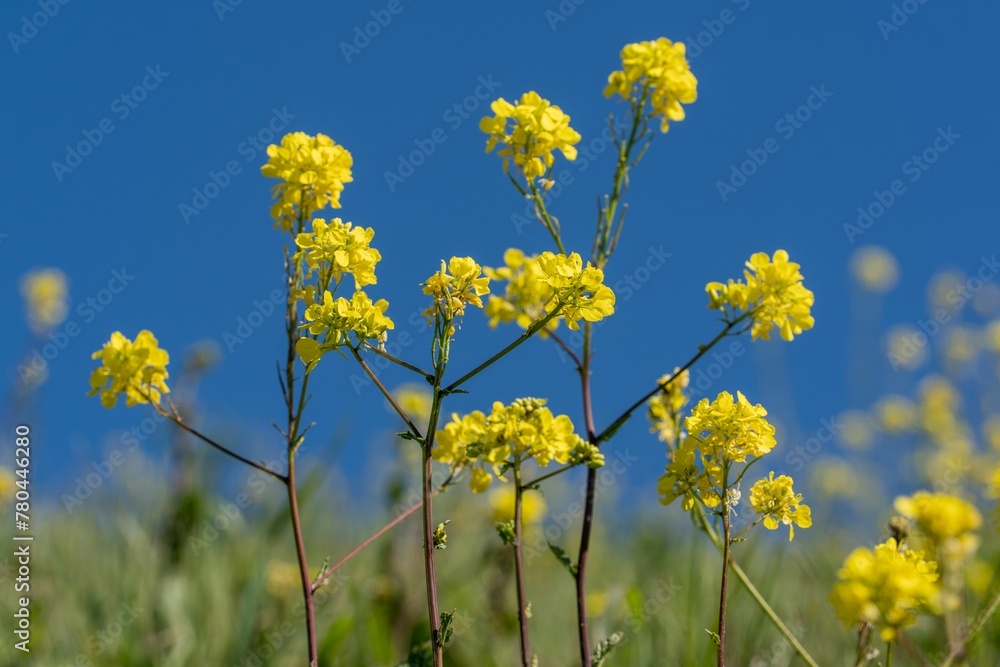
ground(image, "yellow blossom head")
xmin=20 ymin=268 xmax=68 ymax=333
xmin=423 ymin=256 xmax=491 ymax=323
xmin=261 ymin=132 xmax=353 ymax=231
xmin=88 ymin=330 xmax=170 ymax=409
xmin=830 ymin=538 xmax=940 ymax=641
xmin=296 ymin=290 xmax=394 ymax=366
xmin=685 ymin=390 xmax=776 ymax=463
xmin=849 ymin=246 xmax=899 ymax=294
xmin=604 ymin=37 xmax=697 ymax=133
xmin=748 ymin=472 xmax=812 ymax=540
xmin=0 ymin=468 xmax=15 ymax=505
xmin=294 ymin=218 xmax=382 ymax=290
xmin=480 ymin=91 xmax=581 ymax=184
xmin=894 ymin=491 xmax=981 ymax=564
xmin=874 ymin=395 xmax=918 ymax=434
xmin=647 ymin=368 xmax=690 ymax=445
xmin=707 ymin=250 xmax=814 ymax=342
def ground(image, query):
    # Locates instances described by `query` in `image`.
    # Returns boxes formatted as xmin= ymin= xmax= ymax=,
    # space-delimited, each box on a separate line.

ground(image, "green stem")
xmin=940 ymin=584 xmax=1000 ymax=667
xmin=596 ymin=313 xmax=751 ymax=444
xmin=693 ymin=504 xmax=820 ymax=667
xmin=443 ymin=305 xmax=564 ymax=393
xmin=350 ymin=347 xmax=424 ymax=440
xmin=528 ymin=182 xmax=566 ymax=254
xmin=885 ymin=640 xmax=894 ymax=667
xmin=513 ymin=461 xmax=532 ymax=666
xmin=362 ymin=341 xmax=434 ymax=381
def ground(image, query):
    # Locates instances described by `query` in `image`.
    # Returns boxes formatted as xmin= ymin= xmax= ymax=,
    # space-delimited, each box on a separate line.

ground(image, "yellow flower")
xmin=294 ymin=218 xmax=381 ymax=289
xmin=894 ymin=491 xmax=981 ymax=564
xmin=0 ymin=468 xmax=15 ymax=505
xmin=393 ymin=384 xmax=433 ymax=425
xmin=480 ymin=91 xmax=581 ymax=183
xmin=685 ymin=391 xmax=776 ymax=463
xmin=849 ymin=246 xmax=899 ymax=293
xmin=261 ymin=132 xmax=353 ymax=231
xmin=836 ymin=410 xmax=874 ymax=449
xmin=604 ymin=37 xmax=698 ymax=133
xmin=943 ymin=326 xmax=979 ymax=366
xmin=983 ymin=415 xmax=1000 ymax=451
xmin=707 ymin=250 xmax=815 ymax=342
xmin=489 ymin=486 xmax=547 ymax=524
xmin=433 ymin=398 xmax=600 ymax=493
xmin=536 ymin=252 xmax=615 ymax=330
xmin=296 ymin=290 xmax=394 ymax=364
xmin=88 ymin=330 xmax=170 ymax=409
xmin=657 ymin=437 xmax=722 ymax=510
xmin=484 ymin=248 xmax=559 ymax=333
xmin=830 ymin=538 xmax=940 ymax=641
xmin=985 ymin=320 xmax=1000 ymax=354
xmin=647 ymin=368 xmax=689 ymax=445
xmin=874 ymin=395 xmax=917 ymax=434
xmin=422 ymin=256 xmax=490 ymax=322
xmin=20 ymin=268 xmax=68 ymax=333
xmin=265 ymin=560 xmax=303 ymax=598
xmin=748 ymin=472 xmax=812 ymax=541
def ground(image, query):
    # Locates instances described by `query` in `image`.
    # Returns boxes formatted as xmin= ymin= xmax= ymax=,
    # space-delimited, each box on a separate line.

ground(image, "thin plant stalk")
xmin=513 ymin=462 xmax=532 ymax=666
xmin=717 ymin=468 xmax=732 ymax=666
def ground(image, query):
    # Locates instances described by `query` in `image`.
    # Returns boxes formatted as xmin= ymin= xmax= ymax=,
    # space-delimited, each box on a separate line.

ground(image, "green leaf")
xmin=548 ymin=542 xmax=578 ymax=576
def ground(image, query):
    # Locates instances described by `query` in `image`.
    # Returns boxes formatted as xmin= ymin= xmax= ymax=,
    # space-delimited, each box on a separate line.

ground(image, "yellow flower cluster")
xmin=707 ymin=250 xmax=815 ymax=342
xmin=434 ymin=398 xmax=603 ymax=493
xmin=485 ymin=249 xmax=615 ymax=332
xmin=603 ymin=37 xmax=698 ymax=133
xmin=261 ymin=132 xmax=353 ymax=231
xmin=88 ymin=330 xmax=170 ymax=409
xmin=895 ymin=491 xmax=982 ymax=564
xmin=20 ymin=268 xmax=68 ymax=333
xmin=296 ymin=290 xmax=394 ymax=364
xmin=480 ymin=91 xmax=581 ymax=183
xmin=748 ymin=472 xmax=813 ymax=541
xmin=295 ymin=218 xmax=382 ymax=290
xmin=647 ymin=368 xmax=690 ymax=445
xmin=830 ymin=538 xmax=940 ymax=641
xmin=685 ymin=391 xmax=776 ymax=463
xmin=422 ymin=256 xmax=491 ymax=322
xmin=658 ymin=391 xmax=778 ymax=510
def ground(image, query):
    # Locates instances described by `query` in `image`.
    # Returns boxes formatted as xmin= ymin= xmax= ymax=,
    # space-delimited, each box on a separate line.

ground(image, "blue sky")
xmin=2 ymin=1 xmax=998 ymax=513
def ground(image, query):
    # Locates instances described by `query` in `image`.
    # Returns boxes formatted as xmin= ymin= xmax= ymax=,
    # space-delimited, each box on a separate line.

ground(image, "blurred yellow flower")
xmin=20 ymin=268 xmax=68 ymax=333
xmin=927 ymin=271 xmax=965 ymax=310
xmin=943 ymin=326 xmax=979 ymax=366
xmin=393 ymin=384 xmax=433 ymax=425
xmin=604 ymin=37 xmax=698 ymax=133
xmin=873 ymin=395 xmax=917 ymax=434
xmin=836 ymin=410 xmax=875 ymax=449
xmin=830 ymin=538 xmax=940 ymax=642
xmin=88 ymin=330 xmax=170 ymax=409
xmin=983 ymin=416 xmax=1000 ymax=451
xmin=895 ymin=491 xmax=981 ymax=564
xmin=484 ymin=248 xmax=559 ymax=334
xmin=810 ymin=460 xmax=862 ymax=499
xmin=265 ymin=560 xmax=302 ymax=598
xmin=647 ymin=368 xmax=690 ymax=445
xmin=489 ymin=486 xmax=547 ymax=525
xmin=984 ymin=320 xmax=1000 ymax=354
xmin=885 ymin=325 xmax=927 ymax=371
xmin=0 ymin=468 xmax=15 ymax=504
xmin=849 ymin=246 xmax=899 ymax=294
